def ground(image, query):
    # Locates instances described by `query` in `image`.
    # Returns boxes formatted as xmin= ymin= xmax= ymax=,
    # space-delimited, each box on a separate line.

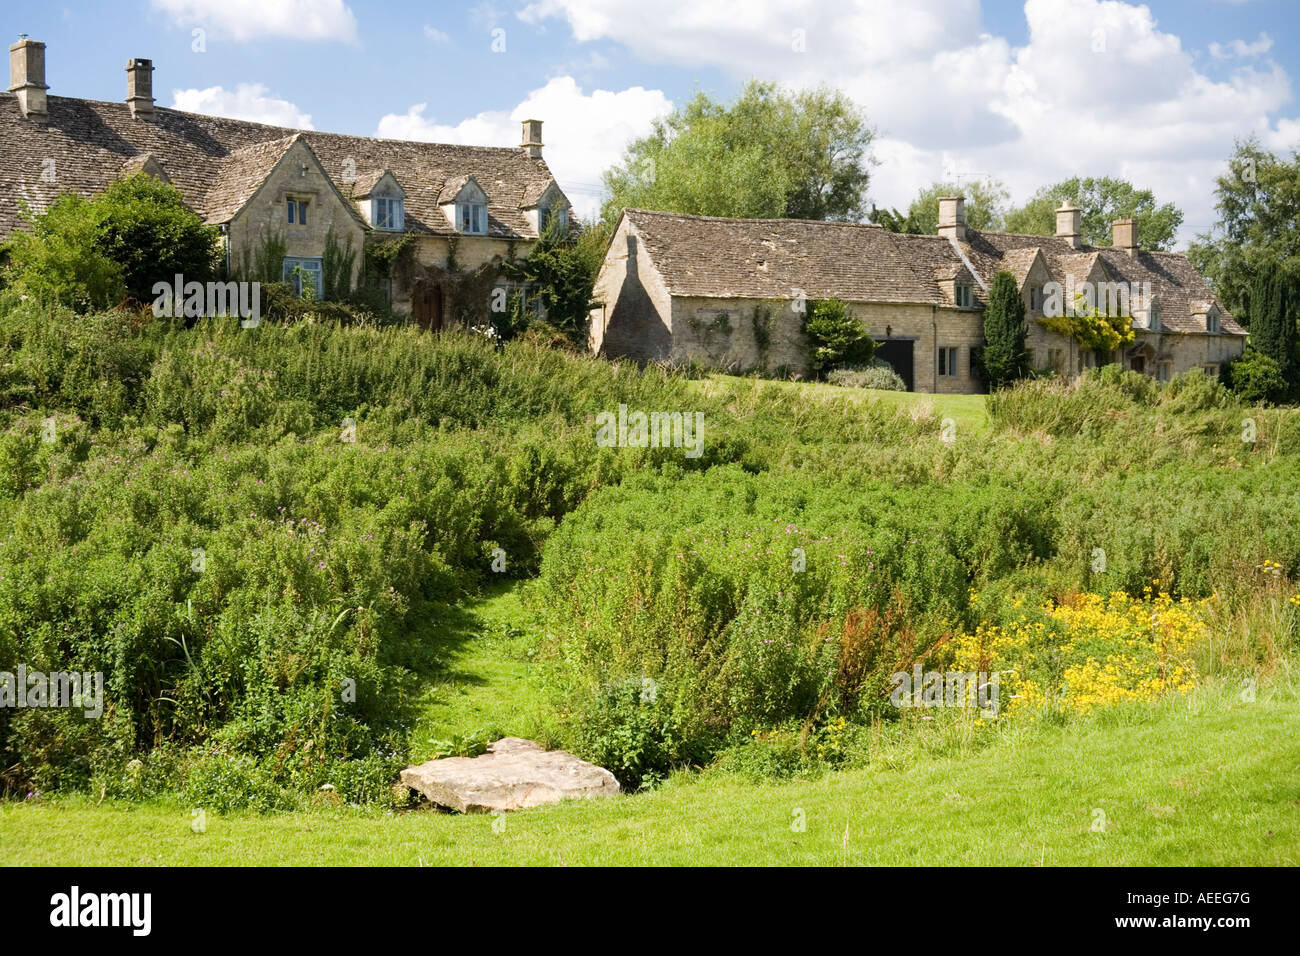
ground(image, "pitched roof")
xmin=0 ymin=92 xmax=564 ymax=240
xmin=621 ymin=208 xmax=1242 ymax=335
xmin=623 ymin=209 xmax=948 ymax=305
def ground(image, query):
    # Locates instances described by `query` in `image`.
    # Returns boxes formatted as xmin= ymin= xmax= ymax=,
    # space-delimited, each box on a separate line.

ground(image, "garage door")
xmin=874 ymin=339 xmax=915 ymax=391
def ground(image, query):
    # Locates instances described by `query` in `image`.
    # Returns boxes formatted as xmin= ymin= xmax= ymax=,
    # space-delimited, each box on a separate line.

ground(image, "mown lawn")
xmin=692 ymin=373 xmax=990 ymax=435
xmin=3 ymin=685 xmax=1295 ymax=866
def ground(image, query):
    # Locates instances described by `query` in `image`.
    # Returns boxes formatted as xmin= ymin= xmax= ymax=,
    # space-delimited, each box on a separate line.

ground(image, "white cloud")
xmin=519 ymin=0 xmax=1299 ymax=246
xmin=1209 ymin=32 xmax=1273 ymax=59
xmin=376 ymin=76 xmax=672 ymax=219
xmin=423 ymin=25 xmax=451 ymax=44
xmin=170 ymin=83 xmax=315 ymax=129
xmin=149 ymin=0 xmax=358 ymax=43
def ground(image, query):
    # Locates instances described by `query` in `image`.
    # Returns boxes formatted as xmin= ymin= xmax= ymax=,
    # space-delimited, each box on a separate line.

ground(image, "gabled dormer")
xmin=1191 ymin=300 xmax=1221 ymax=334
xmin=354 ymin=170 xmax=406 ymax=231
xmin=439 ymin=176 xmax=489 ymax=235
xmin=935 ymin=264 xmax=977 ymax=309
xmin=121 ymin=152 xmax=171 ymax=184
xmin=1134 ymin=294 xmax=1162 ymax=331
xmin=521 ymin=179 xmax=571 ymax=236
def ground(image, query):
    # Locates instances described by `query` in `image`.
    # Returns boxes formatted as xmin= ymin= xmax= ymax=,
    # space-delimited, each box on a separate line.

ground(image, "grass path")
xmin=691 ymin=373 xmax=991 ymax=435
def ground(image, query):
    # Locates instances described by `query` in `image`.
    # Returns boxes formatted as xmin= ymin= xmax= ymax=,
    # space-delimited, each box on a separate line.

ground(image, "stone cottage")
xmin=590 ymin=199 xmax=1246 ymax=392
xmin=1 ymin=38 xmax=572 ymax=325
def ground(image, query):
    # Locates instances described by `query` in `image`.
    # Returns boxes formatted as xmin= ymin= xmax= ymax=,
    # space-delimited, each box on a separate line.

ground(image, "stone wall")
xmin=391 ymin=233 xmax=525 ymax=317
xmin=589 ymin=218 xmax=673 ymax=362
xmin=669 ymin=296 xmax=804 ymax=373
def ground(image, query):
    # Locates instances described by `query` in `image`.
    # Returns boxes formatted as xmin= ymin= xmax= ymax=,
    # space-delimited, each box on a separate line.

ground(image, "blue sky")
xmin=7 ymin=0 xmax=1299 ymax=241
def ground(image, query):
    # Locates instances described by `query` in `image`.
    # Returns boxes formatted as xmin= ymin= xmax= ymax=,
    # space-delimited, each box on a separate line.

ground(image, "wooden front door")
xmin=413 ymin=285 xmax=443 ymax=331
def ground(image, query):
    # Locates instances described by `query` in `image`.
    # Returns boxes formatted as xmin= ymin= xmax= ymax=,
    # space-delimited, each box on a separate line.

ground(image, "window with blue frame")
xmin=458 ymin=202 xmax=487 ymax=234
xmin=287 ymin=199 xmax=308 ymax=226
xmin=373 ymin=196 xmax=404 ymax=230
xmin=540 ymin=204 xmax=569 ymax=234
xmin=282 ymin=256 xmax=324 ymax=298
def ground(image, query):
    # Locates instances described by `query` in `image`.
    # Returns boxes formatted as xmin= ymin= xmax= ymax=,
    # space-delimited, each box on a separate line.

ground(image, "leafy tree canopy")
xmin=1003 ymin=176 xmax=1183 ymax=251
xmin=1186 ymin=138 xmax=1300 ymax=320
xmin=872 ymin=178 xmax=1009 ymax=234
xmin=601 ymin=81 xmax=876 ymax=225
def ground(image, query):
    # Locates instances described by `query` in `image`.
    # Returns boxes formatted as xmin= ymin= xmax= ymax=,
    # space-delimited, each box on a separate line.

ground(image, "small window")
xmin=1206 ymin=311 xmax=1219 ymax=334
xmin=282 ymin=256 xmax=323 ymax=298
xmin=287 ymin=199 xmax=308 ymax=226
xmin=955 ymin=284 xmax=973 ymax=308
xmin=1203 ymin=363 xmax=1220 ymax=378
xmin=541 ymin=204 xmax=569 ymax=234
xmin=1029 ymin=286 xmax=1044 ymax=311
xmin=1157 ymin=362 xmax=1172 ymax=383
xmin=373 ymin=196 xmax=404 ymax=231
xmin=1149 ymin=304 xmax=1161 ymax=331
xmin=458 ymin=202 xmax=487 ymax=234
xmin=1047 ymin=348 xmax=1063 ymax=372
xmin=938 ymin=346 xmax=959 ymax=377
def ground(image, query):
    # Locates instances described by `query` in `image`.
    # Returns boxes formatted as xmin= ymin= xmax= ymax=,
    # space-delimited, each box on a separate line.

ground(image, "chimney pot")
xmin=1055 ymin=200 xmax=1081 ymax=249
xmin=126 ymin=57 xmax=155 ymax=119
xmin=937 ymin=196 xmax=967 ymax=242
xmin=1112 ymin=218 xmax=1137 ymax=257
xmin=520 ymin=118 xmax=543 ymax=159
xmin=9 ymin=37 xmax=48 ymax=121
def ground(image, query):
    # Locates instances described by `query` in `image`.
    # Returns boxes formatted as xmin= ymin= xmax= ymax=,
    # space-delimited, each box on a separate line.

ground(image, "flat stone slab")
xmin=400 ymin=737 xmax=621 ymax=813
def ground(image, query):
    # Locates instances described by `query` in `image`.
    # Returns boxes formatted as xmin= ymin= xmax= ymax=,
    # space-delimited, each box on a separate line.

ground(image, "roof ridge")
xmin=39 ymin=92 xmax=531 ymax=156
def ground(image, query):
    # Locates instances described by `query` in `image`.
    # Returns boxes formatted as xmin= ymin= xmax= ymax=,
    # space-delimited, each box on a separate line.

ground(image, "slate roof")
xmin=624 ymin=209 xmax=947 ymax=306
xmin=623 ymin=209 xmax=1243 ymax=336
xmin=0 ymin=92 xmax=564 ymax=240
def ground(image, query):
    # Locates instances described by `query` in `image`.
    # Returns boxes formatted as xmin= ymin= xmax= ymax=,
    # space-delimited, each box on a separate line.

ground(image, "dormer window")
xmin=540 ymin=203 xmax=569 ymax=235
xmin=1206 ymin=308 xmax=1220 ymax=334
xmin=955 ymin=283 xmax=973 ymax=308
xmin=373 ymin=196 xmax=404 ymax=231
xmin=458 ymin=201 xmax=487 ymax=234
xmin=1149 ymin=303 xmax=1161 ymax=331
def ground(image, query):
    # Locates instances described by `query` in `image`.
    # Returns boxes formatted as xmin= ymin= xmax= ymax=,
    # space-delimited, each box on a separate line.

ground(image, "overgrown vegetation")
xmin=0 ymin=286 xmax=1296 ymax=811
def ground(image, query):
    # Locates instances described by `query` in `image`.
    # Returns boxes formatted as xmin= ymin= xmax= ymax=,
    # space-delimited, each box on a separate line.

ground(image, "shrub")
xmin=2 ymin=174 xmax=220 ymax=308
xmin=825 ymin=363 xmax=906 ymax=390
xmin=1226 ymin=349 xmax=1287 ymax=404
xmin=803 ymin=298 xmax=875 ymax=376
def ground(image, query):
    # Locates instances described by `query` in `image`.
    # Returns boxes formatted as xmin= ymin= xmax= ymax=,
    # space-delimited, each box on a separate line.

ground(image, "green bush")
xmin=1226 ymin=349 xmax=1287 ymax=404
xmin=2 ymin=173 xmax=220 ymax=308
xmin=803 ymin=298 xmax=875 ymax=376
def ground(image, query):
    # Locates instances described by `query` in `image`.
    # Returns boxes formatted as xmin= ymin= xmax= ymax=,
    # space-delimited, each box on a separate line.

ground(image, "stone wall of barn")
xmin=590 ymin=218 xmax=674 ymax=362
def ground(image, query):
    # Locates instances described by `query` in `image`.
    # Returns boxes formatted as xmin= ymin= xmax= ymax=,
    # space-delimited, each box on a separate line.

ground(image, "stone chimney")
xmin=8 ymin=36 xmax=48 ymax=121
xmin=937 ymin=196 xmax=967 ymax=242
xmin=520 ymin=119 xmax=543 ymax=159
xmin=1112 ymin=218 xmax=1138 ymax=257
xmin=1055 ymin=200 xmax=1081 ymax=249
xmin=125 ymin=58 xmax=155 ymax=118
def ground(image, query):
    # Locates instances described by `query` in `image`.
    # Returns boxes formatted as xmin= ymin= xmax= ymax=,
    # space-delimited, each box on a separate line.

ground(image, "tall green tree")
xmin=1187 ymin=138 xmax=1300 ymax=321
xmin=601 ymin=81 xmax=876 ymax=225
xmin=980 ymin=270 xmax=1029 ymax=389
xmin=1003 ymin=176 xmax=1183 ymax=250
xmin=1246 ymin=270 xmax=1296 ymax=389
xmin=872 ymin=178 xmax=1008 ymax=234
